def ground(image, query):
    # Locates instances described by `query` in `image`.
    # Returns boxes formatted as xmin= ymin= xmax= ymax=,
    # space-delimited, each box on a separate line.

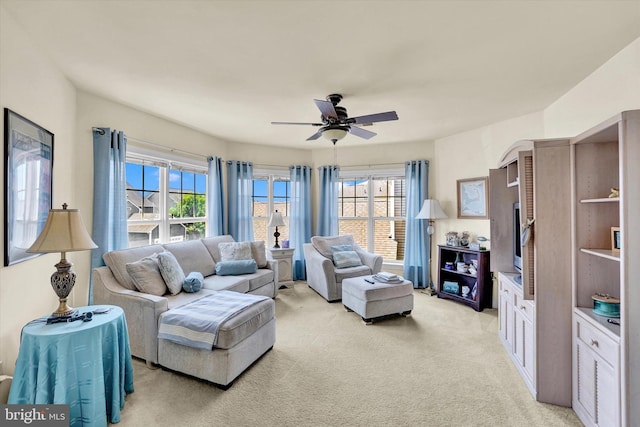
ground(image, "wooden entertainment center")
xmin=490 ymin=137 xmax=573 ymax=407
xmin=490 ymin=111 xmax=640 ymax=427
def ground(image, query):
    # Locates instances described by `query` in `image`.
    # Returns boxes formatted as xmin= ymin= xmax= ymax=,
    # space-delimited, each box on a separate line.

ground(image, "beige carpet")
xmin=116 ymin=282 xmax=582 ymax=427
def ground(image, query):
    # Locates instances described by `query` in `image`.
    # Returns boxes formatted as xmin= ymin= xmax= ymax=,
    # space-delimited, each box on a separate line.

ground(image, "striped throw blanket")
xmin=158 ymin=291 xmax=269 ymax=350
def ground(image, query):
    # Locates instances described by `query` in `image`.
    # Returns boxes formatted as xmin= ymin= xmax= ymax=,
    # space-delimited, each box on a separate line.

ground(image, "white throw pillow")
xmin=250 ymin=241 xmax=268 ymax=268
xmin=218 ymin=241 xmax=253 ymax=261
xmin=157 ymin=251 xmax=186 ymax=295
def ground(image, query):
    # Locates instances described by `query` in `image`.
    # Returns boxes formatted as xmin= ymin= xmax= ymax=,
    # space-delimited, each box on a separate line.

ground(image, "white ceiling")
xmin=3 ymin=0 xmax=640 ymax=149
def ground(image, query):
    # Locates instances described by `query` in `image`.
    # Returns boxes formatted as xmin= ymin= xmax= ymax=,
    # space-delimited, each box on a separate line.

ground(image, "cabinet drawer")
xmin=575 ymin=315 xmax=618 ymax=365
xmin=514 ymin=292 xmax=534 ymax=322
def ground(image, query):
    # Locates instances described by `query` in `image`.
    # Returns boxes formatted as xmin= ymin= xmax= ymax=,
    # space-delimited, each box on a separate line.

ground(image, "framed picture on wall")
xmin=3 ymin=108 xmax=54 ymax=266
xmin=457 ymin=176 xmax=489 ymax=219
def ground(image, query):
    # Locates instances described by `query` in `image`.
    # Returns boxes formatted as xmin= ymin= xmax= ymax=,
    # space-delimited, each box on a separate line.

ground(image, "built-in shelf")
xmin=580 ymin=197 xmax=619 ymax=203
xmin=580 ymin=248 xmax=621 ymax=261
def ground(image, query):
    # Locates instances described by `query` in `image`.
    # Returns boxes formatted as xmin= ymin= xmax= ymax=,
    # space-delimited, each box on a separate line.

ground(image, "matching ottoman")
xmin=342 ymin=275 xmax=414 ymax=324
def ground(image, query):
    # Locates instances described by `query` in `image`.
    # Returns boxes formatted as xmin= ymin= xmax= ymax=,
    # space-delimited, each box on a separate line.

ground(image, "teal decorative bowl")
xmin=592 ymin=294 xmax=620 ymax=318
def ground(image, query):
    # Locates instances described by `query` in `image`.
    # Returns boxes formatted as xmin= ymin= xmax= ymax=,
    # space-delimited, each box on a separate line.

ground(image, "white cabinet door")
xmin=513 ymin=307 xmax=534 ymax=384
xmin=499 ymin=280 xmax=514 ymax=350
xmin=574 ymin=312 xmax=620 ymax=427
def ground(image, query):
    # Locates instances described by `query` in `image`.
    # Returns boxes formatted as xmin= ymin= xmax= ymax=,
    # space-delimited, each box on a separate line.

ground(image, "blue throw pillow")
xmin=331 ymin=244 xmax=353 ymax=254
xmin=183 ymin=271 xmax=204 ymax=293
xmin=215 ymin=259 xmax=258 ymax=276
xmin=332 ymin=250 xmax=362 ymax=268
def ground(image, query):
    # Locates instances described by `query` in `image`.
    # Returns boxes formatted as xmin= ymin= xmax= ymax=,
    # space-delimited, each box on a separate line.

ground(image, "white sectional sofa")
xmin=92 ymin=235 xmax=278 ymax=388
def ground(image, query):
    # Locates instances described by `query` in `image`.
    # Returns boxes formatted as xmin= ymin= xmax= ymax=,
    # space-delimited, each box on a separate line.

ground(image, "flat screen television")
xmin=513 ymin=202 xmax=522 ymax=282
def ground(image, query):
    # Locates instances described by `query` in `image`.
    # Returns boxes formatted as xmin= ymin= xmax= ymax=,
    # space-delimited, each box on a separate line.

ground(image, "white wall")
xmin=545 ymin=37 xmax=640 ymax=137
xmin=0 ymin=5 xmax=79 ymax=373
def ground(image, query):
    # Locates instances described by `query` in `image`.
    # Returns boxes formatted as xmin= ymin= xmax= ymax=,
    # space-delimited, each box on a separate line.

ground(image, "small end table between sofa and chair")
xmin=342 ymin=275 xmax=414 ymax=324
xmin=8 ymin=305 xmax=134 ymax=427
xmin=267 ymin=247 xmax=295 ymax=288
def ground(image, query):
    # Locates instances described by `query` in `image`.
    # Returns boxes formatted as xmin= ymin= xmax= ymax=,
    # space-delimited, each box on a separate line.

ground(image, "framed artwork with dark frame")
xmin=3 ymin=108 xmax=54 ymax=266
xmin=457 ymin=176 xmax=489 ymax=219
xmin=611 ymin=226 xmax=621 ymax=253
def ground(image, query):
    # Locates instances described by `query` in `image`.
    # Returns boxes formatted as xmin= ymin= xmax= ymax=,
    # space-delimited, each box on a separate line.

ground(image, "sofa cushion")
xmin=126 ymin=253 xmax=167 ymax=296
xmin=215 ymin=297 xmax=275 ymax=350
xmin=334 ymin=264 xmax=372 ymax=284
xmin=163 ymin=240 xmax=215 ymax=277
xmin=201 ymin=235 xmax=235 ymax=263
xmin=243 ymin=269 xmax=275 ymax=292
xmin=219 ymin=241 xmax=252 ymax=261
xmin=183 ymin=271 xmax=204 ymax=293
xmin=202 ymin=275 xmax=250 ymax=293
xmin=157 ymin=251 xmax=186 ymax=295
xmin=103 ymin=244 xmax=166 ymax=290
xmin=215 ymin=259 xmax=257 ymax=276
xmin=250 ymin=240 xmax=268 ymax=268
xmin=332 ymin=250 xmax=363 ymax=268
xmin=311 ymin=235 xmax=355 ymax=259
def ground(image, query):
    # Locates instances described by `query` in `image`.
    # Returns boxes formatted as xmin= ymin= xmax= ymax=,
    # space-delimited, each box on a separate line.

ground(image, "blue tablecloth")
xmin=8 ymin=305 xmax=134 ymax=426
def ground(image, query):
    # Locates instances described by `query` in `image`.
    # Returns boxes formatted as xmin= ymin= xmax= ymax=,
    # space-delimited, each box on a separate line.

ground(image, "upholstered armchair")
xmin=303 ymin=235 xmax=383 ymax=302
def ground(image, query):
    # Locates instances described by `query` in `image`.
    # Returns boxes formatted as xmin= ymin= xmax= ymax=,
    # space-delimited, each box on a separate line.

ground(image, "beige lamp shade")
xmin=267 ymin=211 xmax=285 ymax=227
xmin=27 ymin=204 xmax=97 ymax=253
xmin=416 ymin=199 xmax=447 ymax=220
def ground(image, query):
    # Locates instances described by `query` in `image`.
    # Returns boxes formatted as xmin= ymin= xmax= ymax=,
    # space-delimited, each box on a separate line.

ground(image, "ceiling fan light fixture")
xmin=322 ymin=126 xmax=348 ymax=143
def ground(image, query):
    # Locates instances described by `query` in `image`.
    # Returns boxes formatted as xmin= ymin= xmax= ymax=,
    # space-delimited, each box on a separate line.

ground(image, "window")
xmin=252 ymin=173 xmax=290 ymax=246
xmin=338 ymin=174 xmax=406 ymax=261
xmin=168 ymin=169 xmax=206 ymax=241
xmin=126 ymin=156 xmax=207 ymax=247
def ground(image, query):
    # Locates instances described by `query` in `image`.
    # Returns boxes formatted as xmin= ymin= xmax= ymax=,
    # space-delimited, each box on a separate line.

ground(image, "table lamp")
xmin=267 ymin=210 xmax=285 ymax=248
xmin=27 ymin=203 xmax=97 ymax=318
xmin=416 ymin=199 xmax=448 ymax=295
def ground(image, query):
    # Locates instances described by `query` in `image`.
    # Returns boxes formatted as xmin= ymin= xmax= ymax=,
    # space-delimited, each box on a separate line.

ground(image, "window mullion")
xmin=367 ymin=177 xmax=374 ymax=253
xmin=160 ymin=166 xmax=169 ymax=243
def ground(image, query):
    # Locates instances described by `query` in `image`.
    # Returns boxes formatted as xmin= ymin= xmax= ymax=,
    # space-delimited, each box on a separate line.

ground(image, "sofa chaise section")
xmin=92 ymin=235 xmax=278 ymax=387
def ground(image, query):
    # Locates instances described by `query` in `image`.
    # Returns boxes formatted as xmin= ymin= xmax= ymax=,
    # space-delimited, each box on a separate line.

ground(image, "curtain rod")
xmin=92 ymin=128 xmax=405 ymax=170
xmin=340 ymin=162 xmax=406 ymax=169
xmin=92 ymin=127 xmax=207 ymax=160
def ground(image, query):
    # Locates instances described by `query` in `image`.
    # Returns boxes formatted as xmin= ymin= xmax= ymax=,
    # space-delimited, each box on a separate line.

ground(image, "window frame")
xmin=338 ymin=168 xmax=406 ymax=262
xmin=125 ymin=150 xmax=208 ymax=247
xmin=252 ymin=168 xmax=290 ymax=247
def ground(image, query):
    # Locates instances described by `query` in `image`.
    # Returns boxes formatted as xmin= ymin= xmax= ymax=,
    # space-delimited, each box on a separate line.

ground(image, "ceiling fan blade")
xmin=306 ymin=130 xmax=323 ymax=141
xmin=271 ymin=121 xmax=324 ymax=126
xmin=349 ymin=111 xmax=398 ymax=125
xmin=349 ymin=125 xmax=377 ymax=140
xmin=313 ymin=99 xmax=338 ymax=119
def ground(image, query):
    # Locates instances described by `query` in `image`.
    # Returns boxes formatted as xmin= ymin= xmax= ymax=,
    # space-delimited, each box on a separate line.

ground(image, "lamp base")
xmin=50 ymin=299 xmax=77 ymax=318
xmin=423 ymin=283 xmax=437 ymax=296
xmin=273 ymin=228 xmax=281 ymax=248
xmin=50 ymin=257 xmax=77 ymax=318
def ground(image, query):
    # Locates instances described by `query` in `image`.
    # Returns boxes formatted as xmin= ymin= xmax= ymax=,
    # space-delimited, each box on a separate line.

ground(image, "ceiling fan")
xmin=271 ymin=94 xmax=399 ymax=144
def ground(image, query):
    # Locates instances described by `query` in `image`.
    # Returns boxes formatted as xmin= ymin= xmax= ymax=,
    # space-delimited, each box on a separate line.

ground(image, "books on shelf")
xmin=471 ymin=281 xmax=478 ymax=301
xmin=372 ymin=272 xmax=403 ymax=284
